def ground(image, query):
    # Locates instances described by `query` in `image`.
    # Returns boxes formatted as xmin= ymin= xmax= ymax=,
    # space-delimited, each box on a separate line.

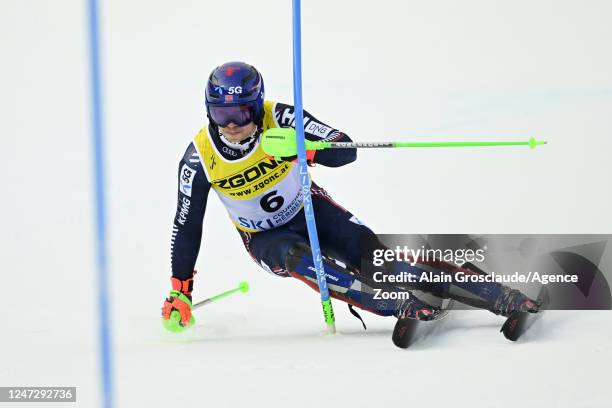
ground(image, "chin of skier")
xmin=161 ymin=61 xmax=541 ymax=332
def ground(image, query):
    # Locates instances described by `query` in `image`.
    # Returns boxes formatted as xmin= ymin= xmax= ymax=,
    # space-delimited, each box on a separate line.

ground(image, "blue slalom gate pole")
xmin=86 ymin=0 xmax=114 ymax=407
xmin=292 ymin=0 xmax=336 ymax=334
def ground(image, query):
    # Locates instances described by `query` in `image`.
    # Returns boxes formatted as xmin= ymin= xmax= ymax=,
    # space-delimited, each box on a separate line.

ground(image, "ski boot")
xmin=493 ymin=287 xmax=541 ymax=317
xmin=394 ymin=295 xmax=441 ymax=321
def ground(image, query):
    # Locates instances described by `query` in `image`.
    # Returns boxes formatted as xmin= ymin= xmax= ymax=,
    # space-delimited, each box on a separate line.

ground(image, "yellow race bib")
xmin=194 ymin=101 xmax=304 ymax=232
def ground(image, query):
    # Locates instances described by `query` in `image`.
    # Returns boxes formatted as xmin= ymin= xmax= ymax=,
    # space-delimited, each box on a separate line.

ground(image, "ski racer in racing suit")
xmin=161 ymin=62 xmax=540 ymax=332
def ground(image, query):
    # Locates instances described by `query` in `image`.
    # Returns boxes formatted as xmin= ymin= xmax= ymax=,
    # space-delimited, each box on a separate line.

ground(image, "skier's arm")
xmin=170 ymin=143 xmax=210 ymax=281
xmin=162 ymin=143 xmax=210 ymax=332
xmin=274 ymin=102 xmax=357 ymax=167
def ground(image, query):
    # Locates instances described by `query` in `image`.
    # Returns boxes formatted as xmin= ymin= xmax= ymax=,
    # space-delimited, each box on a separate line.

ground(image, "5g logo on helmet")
xmin=213 ymin=86 xmax=243 ymax=95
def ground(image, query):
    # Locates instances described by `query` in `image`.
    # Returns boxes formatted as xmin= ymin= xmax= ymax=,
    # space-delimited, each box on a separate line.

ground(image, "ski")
xmin=500 ymin=310 xmax=532 ymax=341
xmin=392 ymin=316 xmax=420 ymax=348
xmin=392 ymin=303 xmax=452 ymax=349
xmin=501 ymin=286 xmax=549 ymax=341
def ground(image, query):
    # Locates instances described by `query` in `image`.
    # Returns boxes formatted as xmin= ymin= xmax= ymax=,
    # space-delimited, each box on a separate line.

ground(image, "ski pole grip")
xmin=262 ymin=128 xmax=324 ymax=158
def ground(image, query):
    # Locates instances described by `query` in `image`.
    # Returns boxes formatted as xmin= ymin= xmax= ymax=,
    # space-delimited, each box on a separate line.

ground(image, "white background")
xmin=1 ymin=1 xmax=611 ymax=407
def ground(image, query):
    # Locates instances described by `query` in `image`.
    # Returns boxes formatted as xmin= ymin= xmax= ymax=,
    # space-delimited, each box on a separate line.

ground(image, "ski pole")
xmin=192 ymin=281 xmax=250 ymax=310
xmin=261 ymin=127 xmax=547 ymax=158
xmin=163 ymin=282 xmax=250 ymax=333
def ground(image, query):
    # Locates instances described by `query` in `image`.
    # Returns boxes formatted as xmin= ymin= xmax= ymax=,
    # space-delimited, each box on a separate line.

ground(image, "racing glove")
xmin=161 ymin=271 xmax=196 ymax=332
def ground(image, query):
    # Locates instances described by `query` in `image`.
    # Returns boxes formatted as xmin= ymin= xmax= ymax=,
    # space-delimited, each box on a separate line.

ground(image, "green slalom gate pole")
xmin=261 ymin=128 xmax=547 ymax=158
xmin=192 ymin=281 xmax=250 ymax=310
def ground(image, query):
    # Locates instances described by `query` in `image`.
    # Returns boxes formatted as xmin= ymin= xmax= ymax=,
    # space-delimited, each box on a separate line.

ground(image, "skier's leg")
xmin=237 ymin=228 xmax=305 ymax=278
xmin=239 ymin=183 xmax=523 ymax=319
xmin=385 ymin=259 xmax=540 ymax=317
xmin=237 ymin=207 xmax=433 ymax=318
xmin=307 ymin=182 xmax=539 ymax=317
xmin=284 ymin=241 xmax=439 ymax=318
xmin=282 ymin=183 xmax=442 ymax=319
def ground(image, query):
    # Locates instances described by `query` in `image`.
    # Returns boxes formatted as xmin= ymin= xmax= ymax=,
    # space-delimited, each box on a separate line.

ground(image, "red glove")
xmin=161 ymin=271 xmax=196 ymax=332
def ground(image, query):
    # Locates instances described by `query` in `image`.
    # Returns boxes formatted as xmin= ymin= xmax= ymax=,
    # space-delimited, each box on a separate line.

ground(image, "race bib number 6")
xmin=260 ymin=190 xmax=284 ymax=213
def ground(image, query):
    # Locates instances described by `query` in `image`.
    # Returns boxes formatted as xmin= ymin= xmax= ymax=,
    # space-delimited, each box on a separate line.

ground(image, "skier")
xmin=161 ymin=61 xmax=541 ymax=332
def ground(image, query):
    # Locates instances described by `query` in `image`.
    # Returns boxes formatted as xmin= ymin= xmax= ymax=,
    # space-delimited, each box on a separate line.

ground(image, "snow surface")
xmin=1 ymin=0 xmax=612 ymax=407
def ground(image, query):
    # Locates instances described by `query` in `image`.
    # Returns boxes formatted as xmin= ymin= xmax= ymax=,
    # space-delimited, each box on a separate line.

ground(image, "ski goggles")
xmin=208 ymin=103 xmax=256 ymax=127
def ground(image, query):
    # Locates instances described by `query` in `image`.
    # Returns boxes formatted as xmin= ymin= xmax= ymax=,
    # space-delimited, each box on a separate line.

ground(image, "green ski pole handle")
xmin=192 ymin=281 xmax=250 ymax=310
xmin=261 ymin=127 xmax=547 ymax=159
